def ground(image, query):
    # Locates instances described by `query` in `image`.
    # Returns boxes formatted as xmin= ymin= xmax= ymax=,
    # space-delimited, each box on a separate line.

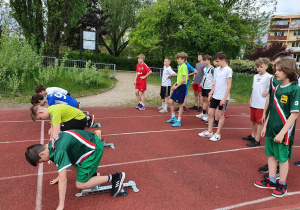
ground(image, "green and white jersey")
xmin=267 ymin=76 xmax=282 ymax=116
xmin=266 ymin=83 xmax=300 ymax=146
xmin=48 ymin=130 xmax=98 ymax=172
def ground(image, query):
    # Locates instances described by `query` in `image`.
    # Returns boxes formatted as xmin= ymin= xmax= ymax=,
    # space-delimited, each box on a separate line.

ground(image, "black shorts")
xmin=209 ymin=98 xmax=228 ymax=111
xmin=160 ymin=86 xmax=171 ymax=99
xmin=202 ymin=89 xmax=211 ymax=97
xmin=60 ymin=118 xmax=87 ymax=131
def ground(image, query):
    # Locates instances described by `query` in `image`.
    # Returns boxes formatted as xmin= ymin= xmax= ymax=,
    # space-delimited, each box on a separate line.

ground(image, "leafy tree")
xmin=244 ymin=43 xmax=287 ymax=60
xmin=10 ymin=0 xmax=89 ymax=56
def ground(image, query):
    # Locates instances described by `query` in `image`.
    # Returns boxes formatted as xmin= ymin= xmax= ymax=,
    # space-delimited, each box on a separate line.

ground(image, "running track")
xmin=0 ymin=104 xmax=300 ymax=210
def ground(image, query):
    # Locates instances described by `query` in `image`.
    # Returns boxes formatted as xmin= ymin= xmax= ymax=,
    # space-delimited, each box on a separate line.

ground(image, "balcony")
xmin=271 ymin=24 xmax=289 ymax=29
xmin=286 ymin=47 xmax=300 ymax=52
xmin=268 ymin=36 xmax=287 ymax=41
xmin=290 ymin=24 xmax=300 ymax=30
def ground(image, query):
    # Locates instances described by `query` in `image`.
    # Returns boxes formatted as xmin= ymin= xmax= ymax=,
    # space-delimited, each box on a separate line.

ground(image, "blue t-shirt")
xmin=46 ymin=93 xmax=79 ymax=108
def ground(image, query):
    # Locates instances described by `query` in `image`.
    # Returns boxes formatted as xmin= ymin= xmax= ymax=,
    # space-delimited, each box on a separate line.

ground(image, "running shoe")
xmin=210 ymin=133 xmax=221 ymax=141
xmin=202 ymin=115 xmax=209 ymax=121
xmin=172 ymin=121 xmax=181 ymax=127
xmin=254 ymin=178 xmax=276 ymax=189
xmin=139 ymin=105 xmax=146 ymax=111
xmin=111 ymin=172 xmax=126 ymax=197
xmin=258 ymin=164 xmax=269 ymax=173
xmin=272 ymin=182 xmax=287 ymax=197
xmin=197 ymin=106 xmax=203 ymax=112
xmin=159 ymin=108 xmax=168 ymax=113
xmin=247 ymin=140 xmax=260 ymax=147
xmin=175 ymin=107 xmax=179 ymax=111
xmin=189 ymin=105 xmax=198 ymax=110
xmin=213 ymin=123 xmax=218 ymax=128
xmin=198 ymin=130 xmax=213 ymax=137
xmin=158 ymin=106 xmax=164 ymax=110
xmin=242 ymin=135 xmax=255 ymax=141
xmin=166 ymin=117 xmax=177 ymax=123
xmin=136 ymin=103 xmax=142 ymax=109
xmin=263 ymin=169 xmax=280 ymax=180
xmin=224 ymin=113 xmax=229 ymax=118
xmin=295 ymin=161 xmax=300 ymax=166
xmin=196 ymin=113 xmax=205 ymax=118
xmin=87 ymin=114 xmax=94 ymax=128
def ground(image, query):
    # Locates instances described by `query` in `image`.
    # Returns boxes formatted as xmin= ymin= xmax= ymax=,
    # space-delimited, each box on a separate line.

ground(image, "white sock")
xmin=139 ymin=101 xmax=142 ymax=104
xmin=172 ymin=113 xmax=175 ymax=118
xmin=142 ymin=103 xmax=145 ymax=107
xmin=162 ymin=102 xmax=165 ymax=107
xmin=165 ymin=104 xmax=168 ymax=109
xmin=178 ymin=117 xmax=182 ymax=121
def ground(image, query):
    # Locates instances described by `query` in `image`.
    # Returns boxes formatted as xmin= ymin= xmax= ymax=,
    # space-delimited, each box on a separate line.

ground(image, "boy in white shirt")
xmin=198 ymin=52 xmax=232 ymax=141
xmin=158 ymin=58 xmax=177 ymax=113
xmin=242 ymin=58 xmax=272 ymax=147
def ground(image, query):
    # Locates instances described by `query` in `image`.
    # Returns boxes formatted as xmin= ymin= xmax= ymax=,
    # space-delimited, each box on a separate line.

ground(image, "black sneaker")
xmin=197 ymin=107 xmax=203 ymax=112
xmin=175 ymin=107 xmax=179 ymax=111
xmin=258 ymin=164 xmax=269 ymax=173
xmin=213 ymin=123 xmax=218 ymax=128
xmin=183 ymin=106 xmax=186 ymax=113
xmin=254 ymin=178 xmax=276 ymax=189
xmin=111 ymin=172 xmax=125 ymax=197
xmin=264 ymin=169 xmax=280 ymax=180
xmin=246 ymin=140 xmax=260 ymax=147
xmin=272 ymin=182 xmax=287 ymax=197
xmin=242 ymin=135 xmax=255 ymax=141
xmin=189 ymin=105 xmax=198 ymax=110
xmin=136 ymin=103 xmax=142 ymax=109
xmin=205 ymin=120 xmax=208 ymax=124
xmin=295 ymin=160 xmax=300 ymax=166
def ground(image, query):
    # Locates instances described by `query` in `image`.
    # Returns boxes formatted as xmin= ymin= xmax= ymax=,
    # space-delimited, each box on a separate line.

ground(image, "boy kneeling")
xmin=25 ymin=129 xmax=125 ymax=210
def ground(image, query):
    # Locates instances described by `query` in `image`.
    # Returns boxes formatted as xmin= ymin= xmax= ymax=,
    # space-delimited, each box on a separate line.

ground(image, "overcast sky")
xmin=268 ymin=0 xmax=300 ymax=15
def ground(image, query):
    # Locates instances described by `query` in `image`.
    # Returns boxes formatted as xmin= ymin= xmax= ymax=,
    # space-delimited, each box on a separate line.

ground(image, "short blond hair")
xmin=255 ymin=57 xmax=270 ymax=67
xmin=175 ymin=52 xmax=188 ymax=61
xmin=138 ymin=54 xmax=145 ymax=60
xmin=30 ymin=105 xmax=42 ymax=121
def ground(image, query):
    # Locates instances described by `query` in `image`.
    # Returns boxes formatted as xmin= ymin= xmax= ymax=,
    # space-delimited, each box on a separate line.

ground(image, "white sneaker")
xmin=198 ymin=130 xmax=213 ymax=137
xmin=210 ymin=133 xmax=221 ymax=141
xmin=196 ymin=113 xmax=205 ymax=118
xmin=159 ymin=108 xmax=168 ymax=113
xmin=202 ymin=115 xmax=208 ymax=121
xmin=158 ymin=106 xmax=163 ymax=110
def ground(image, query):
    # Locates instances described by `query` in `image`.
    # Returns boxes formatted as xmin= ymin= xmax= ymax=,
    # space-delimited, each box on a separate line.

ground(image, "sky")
xmin=273 ymin=0 xmax=300 ymax=15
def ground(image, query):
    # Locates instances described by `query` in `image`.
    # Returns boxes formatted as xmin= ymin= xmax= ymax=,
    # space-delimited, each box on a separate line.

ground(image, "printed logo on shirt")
xmin=256 ymin=78 xmax=261 ymax=82
xmin=295 ymin=101 xmax=299 ymax=106
xmin=280 ymin=95 xmax=288 ymax=104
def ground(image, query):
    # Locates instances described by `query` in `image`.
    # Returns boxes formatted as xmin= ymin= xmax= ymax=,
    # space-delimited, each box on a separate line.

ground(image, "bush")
xmin=229 ymin=59 xmax=273 ymax=74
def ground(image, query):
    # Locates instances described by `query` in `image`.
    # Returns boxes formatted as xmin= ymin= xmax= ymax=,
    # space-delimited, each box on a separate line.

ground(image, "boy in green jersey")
xmin=25 ymin=130 xmax=125 ymax=210
xmin=254 ymin=57 xmax=300 ymax=197
xmin=30 ymin=104 xmax=87 ymax=139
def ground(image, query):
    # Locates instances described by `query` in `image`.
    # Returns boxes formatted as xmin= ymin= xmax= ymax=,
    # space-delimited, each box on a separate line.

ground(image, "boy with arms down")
xmin=198 ymin=52 xmax=232 ymax=141
xmin=166 ymin=52 xmax=188 ymax=127
xmin=254 ymin=57 xmax=300 ymax=197
xmin=158 ymin=58 xmax=177 ymax=113
xmin=134 ymin=54 xmax=152 ymax=110
xmin=243 ymin=58 xmax=272 ymax=147
xmin=196 ymin=55 xmax=214 ymax=121
xmin=25 ymin=129 xmax=125 ymax=210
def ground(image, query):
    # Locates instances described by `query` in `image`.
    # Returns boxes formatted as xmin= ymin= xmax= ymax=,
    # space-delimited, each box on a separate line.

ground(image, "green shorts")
xmin=265 ymin=137 xmax=293 ymax=163
xmin=76 ymin=136 xmax=104 ymax=182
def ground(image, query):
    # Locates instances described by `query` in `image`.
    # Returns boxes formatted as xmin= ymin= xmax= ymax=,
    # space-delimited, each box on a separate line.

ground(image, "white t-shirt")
xmin=46 ymin=87 xmax=68 ymax=95
xmin=161 ymin=66 xmax=175 ymax=86
xmin=298 ymin=77 xmax=300 ymax=86
xmin=212 ymin=66 xmax=233 ymax=100
xmin=251 ymin=73 xmax=272 ymax=109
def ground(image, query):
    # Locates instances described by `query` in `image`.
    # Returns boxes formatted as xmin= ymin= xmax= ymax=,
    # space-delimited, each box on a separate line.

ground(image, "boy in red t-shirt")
xmin=134 ymin=54 xmax=152 ymax=110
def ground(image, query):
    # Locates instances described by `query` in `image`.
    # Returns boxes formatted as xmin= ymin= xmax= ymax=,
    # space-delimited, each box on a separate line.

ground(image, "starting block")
xmin=103 ymin=141 xmax=115 ymax=149
xmin=92 ymin=123 xmax=101 ymax=128
xmin=75 ymin=180 xmax=139 ymax=197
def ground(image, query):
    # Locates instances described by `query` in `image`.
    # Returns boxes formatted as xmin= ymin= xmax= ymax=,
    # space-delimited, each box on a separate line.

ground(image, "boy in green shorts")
xmin=30 ymin=104 xmax=87 ymax=139
xmin=254 ymin=57 xmax=300 ymax=197
xmin=25 ymin=129 xmax=125 ymax=210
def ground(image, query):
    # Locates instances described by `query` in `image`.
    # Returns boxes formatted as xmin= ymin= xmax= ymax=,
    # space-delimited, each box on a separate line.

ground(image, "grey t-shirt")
xmin=194 ymin=63 xmax=205 ymax=84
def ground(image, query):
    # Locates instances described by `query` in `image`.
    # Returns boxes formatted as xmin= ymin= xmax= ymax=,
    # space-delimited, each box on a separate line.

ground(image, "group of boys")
xmin=26 ymin=85 xmax=126 ymax=210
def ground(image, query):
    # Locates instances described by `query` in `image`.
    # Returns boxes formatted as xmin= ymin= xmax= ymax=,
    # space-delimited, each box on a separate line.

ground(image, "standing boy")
xmin=134 ymin=54 xmax=152 ymax=110
xmin=166 ymin=52 xmax=188 ymax=127
xmin=196 ymin=55 xmax=214 ymax=121
xmin=158 ymin=58 xmax=177 ymax=113
xmin=25 ymin=130 xmax=125 ymax=210
xmin=198 ymin=52 xmax=232 ymax=141
xmin=254 ymin=57 xmax=300 ymax=197
xmin=190 ymin=53 xmax=205 ymax=112
xmin=242 ymin=58 xmax=272 ymax=147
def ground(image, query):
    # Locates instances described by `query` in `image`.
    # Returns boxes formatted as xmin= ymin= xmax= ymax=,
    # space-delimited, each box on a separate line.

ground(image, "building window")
xmin=294 ymin=31 xmax=300 ymax=36
xmin=275 ymin=31 xmax=284 ymax=36
xmin=275 ymin=20 xmax=287 ymax=25
xmin=292 ymin=42 xmax=300 ymax=47
xmin=295 ymin=20 xmax=300 ymax=24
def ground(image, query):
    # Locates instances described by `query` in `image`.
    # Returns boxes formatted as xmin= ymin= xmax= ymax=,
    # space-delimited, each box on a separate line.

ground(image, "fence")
xmin=149 ymin=67 xmax=178 ymax=79
xmin=43 ymin=56 xmax=116 ymax=77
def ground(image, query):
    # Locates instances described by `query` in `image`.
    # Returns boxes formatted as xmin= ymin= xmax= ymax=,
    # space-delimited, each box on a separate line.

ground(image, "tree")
xmin=10 ymin=0 xmax=89 ymax=56
xmin=1 ymin=0 xmax=19 ymax=38
xmin=244 ymin=43 xmax=287 ymax=60
xmin=129 ymin=0 xmax=276 ymax=61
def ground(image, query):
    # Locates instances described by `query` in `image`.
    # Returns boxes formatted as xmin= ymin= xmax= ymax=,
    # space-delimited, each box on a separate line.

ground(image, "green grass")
xmin=148 ymin=72 xmax=253 ymax=105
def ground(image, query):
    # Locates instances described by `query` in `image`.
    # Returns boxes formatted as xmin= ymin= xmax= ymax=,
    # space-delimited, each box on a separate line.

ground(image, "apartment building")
xmin=268 ymin=14 xmax=300 ymax=67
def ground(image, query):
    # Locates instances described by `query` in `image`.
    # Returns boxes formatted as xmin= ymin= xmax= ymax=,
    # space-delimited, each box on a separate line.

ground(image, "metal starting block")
xmin=82 ymin=111 xmax=90 ymax=115
xmin=92 ymin=123 xmax=101 ymax=128
xmin=75 ymin=180 xmax=139 ymax=197
xmin=103 ymin=141 xmax=115 ymax=149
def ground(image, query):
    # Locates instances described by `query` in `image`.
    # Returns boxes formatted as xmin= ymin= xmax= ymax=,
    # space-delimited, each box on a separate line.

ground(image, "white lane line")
xmin=0 ymin=139 xmax=40 ymax=144
xmin=215 ymin=191 xmax=300 ymax=210
xmin=35 ymin=120 xmax=44 ymax=210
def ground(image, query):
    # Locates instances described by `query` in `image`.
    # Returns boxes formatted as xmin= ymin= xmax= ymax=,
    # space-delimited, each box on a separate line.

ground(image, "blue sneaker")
xmin=166 ymin=117 xmax=177 ymax=123
xmin=295 ymin=161 xmax=300 ymax=166
xmin=172 ymin=121 xmax=181 ymax=127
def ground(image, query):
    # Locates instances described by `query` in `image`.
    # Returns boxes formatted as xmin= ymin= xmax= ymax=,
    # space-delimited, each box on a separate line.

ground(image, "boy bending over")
xmin=25 ymin=129 xmax=125 ymax=210
xmin=36 ymin=85 xmax=70 ymax=96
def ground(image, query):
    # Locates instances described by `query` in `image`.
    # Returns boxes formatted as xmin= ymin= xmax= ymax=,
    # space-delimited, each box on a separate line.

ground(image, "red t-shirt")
xmin=136 ymin=63 xmax=151 ymax=84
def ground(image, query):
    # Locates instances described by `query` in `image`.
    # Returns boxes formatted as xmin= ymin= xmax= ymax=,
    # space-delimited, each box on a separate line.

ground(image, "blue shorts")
xmin=171 ymin=85 xmax=186 ymax=104
xmin=185 ymin=80 xmax=189 ymax=95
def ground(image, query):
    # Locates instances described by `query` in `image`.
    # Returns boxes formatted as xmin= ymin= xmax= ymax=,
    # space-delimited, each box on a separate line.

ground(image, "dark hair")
xmin=276 ymin=57 xmax=300 ymax=83
xmin=165 ymin=57 xmax=171 ymax=63
xmin=25 ymin=144 xmax=46 ymax=166
xmin=198 ymin=52 xmax=205 ymax=57
xmin=31 ymin=94 xmax=44 ymax=105
xmin=30 ymin=105 xmax=41 ymax=121
xmin=214 ymin=52 xmax=226 ymax=60
xmin=271 ymin=51 xmax=288 ymax=61
xmin=35 ymin=85 xmax=45 ymax=93
xmin=175 ymin=52 xmax=188 ymax=61
xmin=203 ymin=55 xmax=212 ymax=61
xmin=225 ymin=59 xmax=230 ymax=65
